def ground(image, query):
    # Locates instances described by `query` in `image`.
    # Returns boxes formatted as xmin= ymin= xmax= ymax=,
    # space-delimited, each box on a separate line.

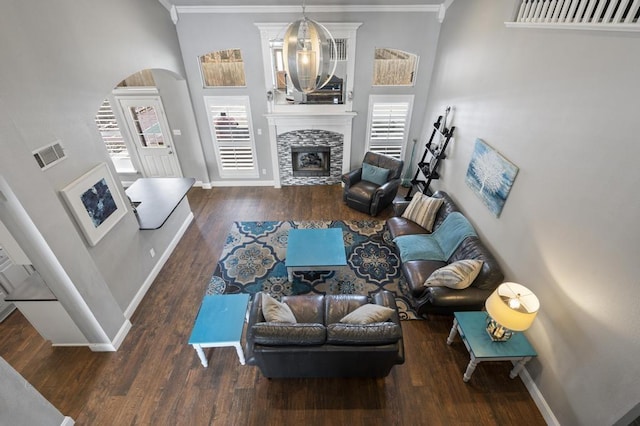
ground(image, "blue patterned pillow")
xmin=361 ymin=162 xmax=390 ymax=186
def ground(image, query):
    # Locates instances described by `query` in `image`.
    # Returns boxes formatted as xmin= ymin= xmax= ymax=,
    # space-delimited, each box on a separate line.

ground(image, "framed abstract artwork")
xmin=61 ymin=163 xmax=127 ymax=246
xmin=465 ymin=138 xmax=519 ymax=217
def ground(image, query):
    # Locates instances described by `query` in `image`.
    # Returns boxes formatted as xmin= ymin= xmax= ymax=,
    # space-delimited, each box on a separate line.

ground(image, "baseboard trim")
xmin=87 ymin=319 xmax=132 ymax=352
xmin=60 ymin=416 xmax=75 ymax=426
xmin=123 ymin=211 xmax=194 ymax=319
xmin=519 ymin=366 xmax=560 ymax=425
xmin=194 ymin=180 xmax=212 ymax=189
xmin=209 ymin=180 xmax=275 ymax=187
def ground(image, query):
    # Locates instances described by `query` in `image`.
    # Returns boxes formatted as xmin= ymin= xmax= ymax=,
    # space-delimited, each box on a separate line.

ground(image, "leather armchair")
xmin=342 ymin=152 xmax=404 ymax=216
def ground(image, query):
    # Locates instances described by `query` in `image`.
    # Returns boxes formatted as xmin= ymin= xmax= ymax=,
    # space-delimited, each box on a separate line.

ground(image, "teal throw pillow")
xmin=393 ymin=234 xmax=445 ymax=262
xmin=361 ymin=163 xmax=390 ymax=186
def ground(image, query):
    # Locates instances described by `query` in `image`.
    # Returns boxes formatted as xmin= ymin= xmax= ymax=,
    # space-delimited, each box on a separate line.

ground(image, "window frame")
xmin=365 ymin=94 xmax=414 ymax=160
xmin=95 ymin=98 xmax=137 ymax=174
xmin=204 ymin=95 xmax=259 ymax=179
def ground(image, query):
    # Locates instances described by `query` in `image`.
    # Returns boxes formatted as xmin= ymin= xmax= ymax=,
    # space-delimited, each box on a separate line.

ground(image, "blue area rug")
xmin=206 ymin=220 xmax=419 ymax=320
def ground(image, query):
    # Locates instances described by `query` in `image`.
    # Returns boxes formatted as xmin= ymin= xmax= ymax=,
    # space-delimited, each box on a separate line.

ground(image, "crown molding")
xmin=174 ymin=5 xmax=441 ymax=14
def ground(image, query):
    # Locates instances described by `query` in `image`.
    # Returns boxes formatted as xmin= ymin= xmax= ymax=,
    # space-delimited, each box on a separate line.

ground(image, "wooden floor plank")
xmin=0 ymin=185 xmax=545 ymax=425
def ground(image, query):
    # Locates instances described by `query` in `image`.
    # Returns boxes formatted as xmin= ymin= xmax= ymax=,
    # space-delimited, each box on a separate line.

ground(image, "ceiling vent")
xmin=33 ymin=140 xmax=66 ymax=170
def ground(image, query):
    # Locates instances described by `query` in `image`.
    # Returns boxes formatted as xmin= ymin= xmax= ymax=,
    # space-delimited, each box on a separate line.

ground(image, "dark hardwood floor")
xmin=0 ymin=185 xmax=546 ymax=425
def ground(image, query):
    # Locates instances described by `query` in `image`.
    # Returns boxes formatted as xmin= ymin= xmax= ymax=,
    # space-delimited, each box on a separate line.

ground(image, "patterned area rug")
xmin=206 ymin=220 xmax=419 ymax=320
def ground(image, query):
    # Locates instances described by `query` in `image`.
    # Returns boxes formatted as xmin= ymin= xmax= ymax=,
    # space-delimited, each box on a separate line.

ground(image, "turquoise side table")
xmin=188 ymin=293 xmax=250 ymax=368
xmin=447 ymin=311 xmax=537 ymax=382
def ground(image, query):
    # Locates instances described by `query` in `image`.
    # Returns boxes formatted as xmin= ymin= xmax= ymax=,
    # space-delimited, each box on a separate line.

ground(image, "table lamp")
xmin=485 ymin=282 xmax=539 ymax=341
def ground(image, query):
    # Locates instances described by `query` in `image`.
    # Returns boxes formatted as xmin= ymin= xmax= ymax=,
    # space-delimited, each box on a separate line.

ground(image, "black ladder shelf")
xmin=405 ymin=112 xmax=455 ymax=199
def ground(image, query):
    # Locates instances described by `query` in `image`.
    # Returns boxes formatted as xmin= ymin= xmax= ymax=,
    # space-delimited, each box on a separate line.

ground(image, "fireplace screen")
xmin=291 ymin=146 xmax=330 ymax=177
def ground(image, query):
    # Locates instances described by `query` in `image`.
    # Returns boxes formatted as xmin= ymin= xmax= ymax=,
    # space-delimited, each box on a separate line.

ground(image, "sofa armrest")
xmin=245 ymin=293 xmax=265 ymax=364
xmin=426 ymin=286 xmax=493 ymax=308
xmin=373 ymin=291 xmax=400 ymax=324
xmin=341 ymin=168 xmax=362 ymax=188
xmin=392 ymin=199 xmax=411 ymax=216
xmin=369 ymin=178 xmax=402 ymax=216
xmin=372 ymin=291 xmax=405 ymax=364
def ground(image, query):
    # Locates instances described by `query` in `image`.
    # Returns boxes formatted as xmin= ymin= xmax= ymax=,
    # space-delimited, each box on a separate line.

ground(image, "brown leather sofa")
xmin=245 ymin=291 xmax=405 ymax=378
xmin=342 ymin=151 xmax=404 ymax=216
xmin=386 ymin=191 xmax=504 ymax=316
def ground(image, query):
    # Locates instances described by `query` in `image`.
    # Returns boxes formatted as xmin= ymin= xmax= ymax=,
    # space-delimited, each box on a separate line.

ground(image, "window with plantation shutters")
xmin=95 ymin=98 xmax=135 ymax=173
xmin=366 ymin=95 xmax=414 ymax=160
xmin=204 ymin=96 xmax=258 ymax=178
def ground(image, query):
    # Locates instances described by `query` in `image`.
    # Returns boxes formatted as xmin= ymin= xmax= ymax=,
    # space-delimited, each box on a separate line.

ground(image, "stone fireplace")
xmin=266 ymin=112 xmax=356 ymax=187
xmin=277 ymin=130 xmax=342 ymax=185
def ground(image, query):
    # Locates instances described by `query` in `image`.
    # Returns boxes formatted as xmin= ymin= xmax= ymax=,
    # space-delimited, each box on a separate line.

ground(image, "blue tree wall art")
xmin=465 ymin=138 xmax=519 ymax=217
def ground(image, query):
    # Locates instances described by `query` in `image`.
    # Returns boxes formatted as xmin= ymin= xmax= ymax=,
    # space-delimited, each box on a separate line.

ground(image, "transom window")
xmin=199 ymin=49 xmax=246 ymax=87
xmin=373 ymin=48 xmax=419 ymax=86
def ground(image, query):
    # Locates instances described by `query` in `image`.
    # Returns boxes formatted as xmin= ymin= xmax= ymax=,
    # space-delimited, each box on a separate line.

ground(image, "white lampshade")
xmin=283 ymin=17 xmax=337 ymax=94
xmin=485 ymin=282 xmax=539 ymax=332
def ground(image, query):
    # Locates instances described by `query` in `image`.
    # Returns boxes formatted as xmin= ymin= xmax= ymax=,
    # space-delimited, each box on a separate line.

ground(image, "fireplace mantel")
xmin=265 ymin=112 xmax=356 ymax=188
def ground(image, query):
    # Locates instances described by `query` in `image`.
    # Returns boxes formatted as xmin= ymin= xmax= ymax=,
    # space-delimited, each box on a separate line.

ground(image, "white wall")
xmin=173 ymin=9 xmax=442 ymax=183
xmin=0 ymin=0 xmax=188 ymax=341
xmin=0 ymin=356 xmax=68 ymax=425
xmin=424 ymin=1 xmax=640 ymax=425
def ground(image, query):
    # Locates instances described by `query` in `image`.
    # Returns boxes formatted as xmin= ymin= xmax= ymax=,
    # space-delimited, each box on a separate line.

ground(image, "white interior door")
xmin=116 ymin=96 xmax=183 ymax=178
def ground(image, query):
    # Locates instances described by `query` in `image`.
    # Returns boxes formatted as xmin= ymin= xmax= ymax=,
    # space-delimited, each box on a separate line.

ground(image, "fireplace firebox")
xmin=291 ymin=146 xmax=331 ymax=177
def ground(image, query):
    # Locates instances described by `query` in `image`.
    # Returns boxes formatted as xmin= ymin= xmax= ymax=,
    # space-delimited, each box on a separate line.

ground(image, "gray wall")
xmin=0 ymin=0 xmax=189 ymax=340
xmin=423 ymin=1 xmax=640 ymax=425
xmin=0 ymin=356 xmax=67 ymax=426
xmin=174 ymin=10 xmax=442 ymax=182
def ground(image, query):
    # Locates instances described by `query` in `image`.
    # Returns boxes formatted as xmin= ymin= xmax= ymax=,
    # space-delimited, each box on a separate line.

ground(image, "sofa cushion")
xmin=432 ymin=212 xmax=477 ymax=260
xmin=339 ymin=304 xmax=394 ymax=324
xmin=262 ymin=293 xmax=296 ymax=323
xmin=401 ymin=193 xmax=444 ymax=232
xmin=393 ymin=234 xmax=445 ymax=262
xmin=326 ymin=323 xmax=402 ymax=345
xmin=325 ymin=295 xmax=369 ymax=324
xmin=281 ymin=294 xmax=324 ymax=324
xmin=425 ymin=259 xmax=484 ymax=290
xmin=251 ymin=322 xmax=326 ymax=346
xmin=361 ymin=162 xmax=389 ymax=185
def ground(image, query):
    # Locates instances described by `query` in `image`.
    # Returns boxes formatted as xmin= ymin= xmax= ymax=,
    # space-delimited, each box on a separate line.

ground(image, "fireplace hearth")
xmin=291 ymin=146 xmax=330 ymax=177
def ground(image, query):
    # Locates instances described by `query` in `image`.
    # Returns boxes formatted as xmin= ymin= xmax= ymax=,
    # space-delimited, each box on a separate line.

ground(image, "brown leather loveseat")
xmin=245 ymin=291 xmax=405 ymax=378
xmin=386 ymin=191 xmax=504 ymax=316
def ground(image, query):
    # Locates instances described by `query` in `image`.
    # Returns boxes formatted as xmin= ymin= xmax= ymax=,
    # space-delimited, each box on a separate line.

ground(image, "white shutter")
xmin=366 ymin=96 xmax=414 ymax=160
xmin=95 ymin=99 xmax=128 ymax=156
xmin=204 ymin=96 xmax=258 ymax=178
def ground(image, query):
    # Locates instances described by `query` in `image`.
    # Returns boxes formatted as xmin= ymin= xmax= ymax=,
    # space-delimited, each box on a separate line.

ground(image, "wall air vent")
xmin=33 ymin=140 xmax=66 ymax=170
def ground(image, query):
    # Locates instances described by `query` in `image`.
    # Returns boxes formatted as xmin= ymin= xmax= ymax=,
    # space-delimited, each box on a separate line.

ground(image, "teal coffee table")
xmin=447 ymin=311 xmax=537 ymax=382
xmin=285 ymin=228 xmax=347 ymax=282
xmin=188 ymin=293 xmax=250 ymax=368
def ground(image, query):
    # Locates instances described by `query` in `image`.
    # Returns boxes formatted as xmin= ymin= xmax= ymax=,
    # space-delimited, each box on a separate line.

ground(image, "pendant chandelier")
xmin=283 ymin=4 xmax=337 ymax=94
